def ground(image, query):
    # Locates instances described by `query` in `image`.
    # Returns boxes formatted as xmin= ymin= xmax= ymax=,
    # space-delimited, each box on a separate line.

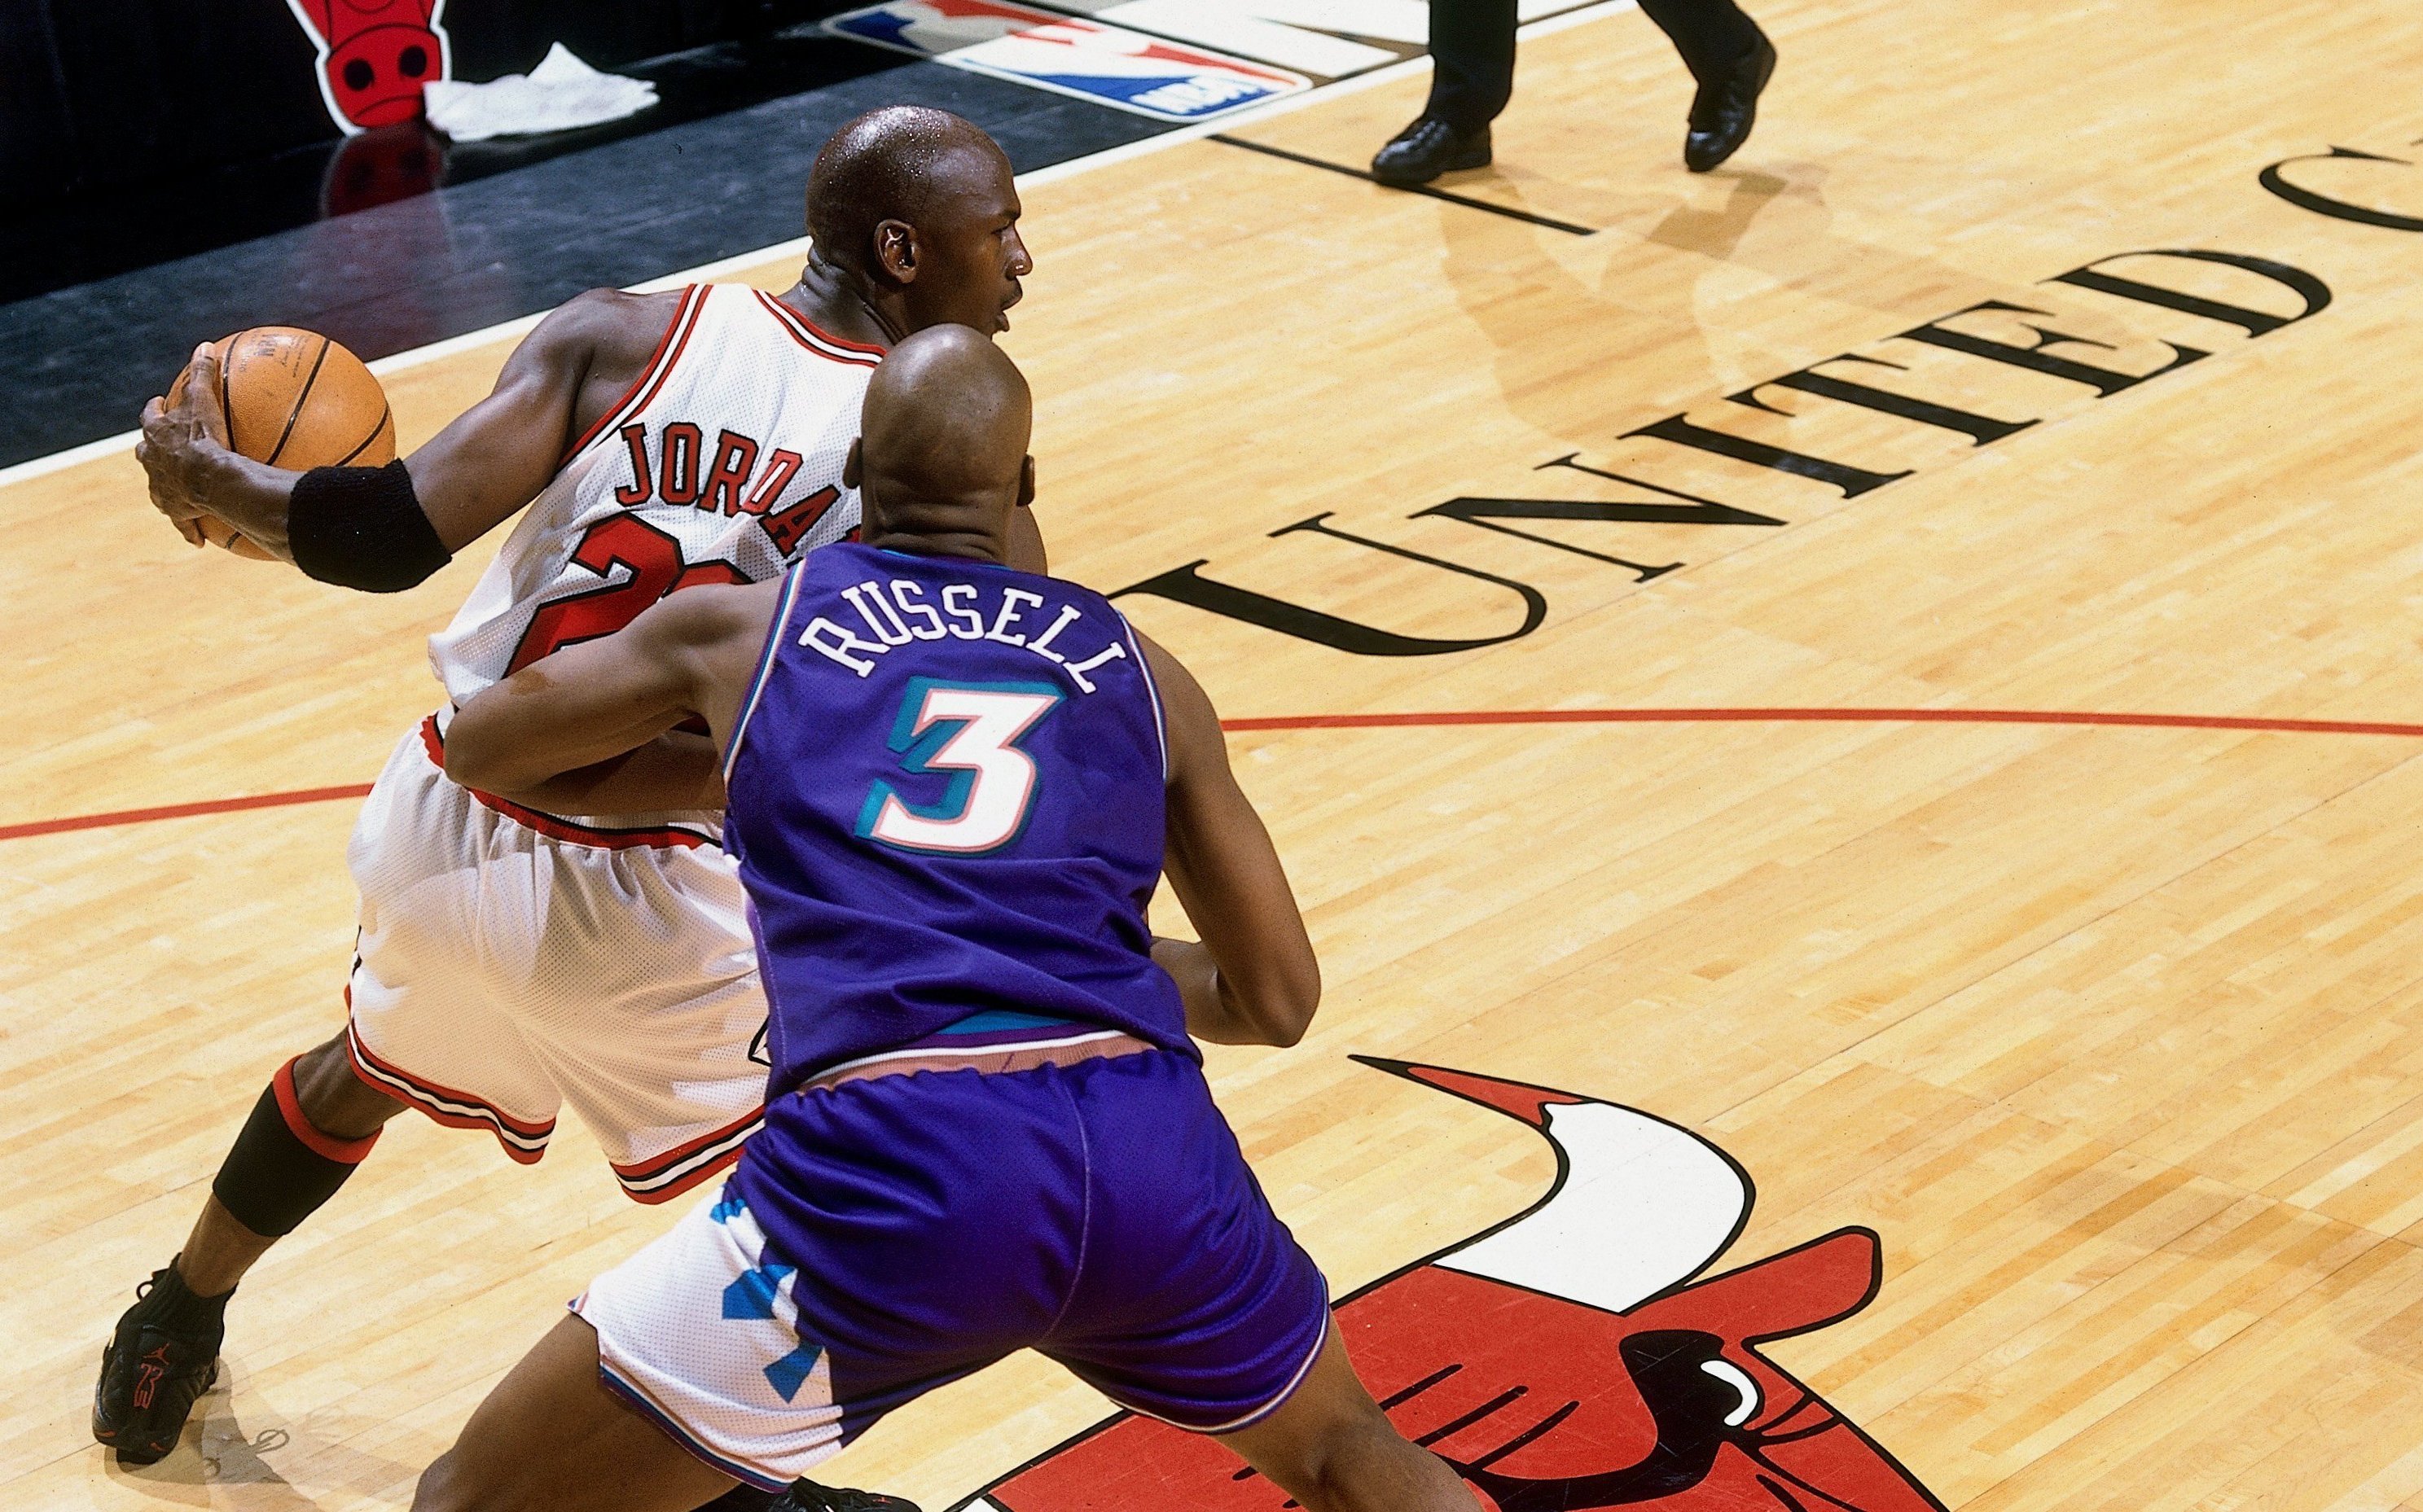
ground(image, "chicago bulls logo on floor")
xmin=950 ymin=1058 xmax=1946 ymax=1512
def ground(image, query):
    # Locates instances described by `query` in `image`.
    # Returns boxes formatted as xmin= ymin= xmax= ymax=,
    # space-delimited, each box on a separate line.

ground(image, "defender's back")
xmin=724 ymin=541 xmax=1187 ymax=1097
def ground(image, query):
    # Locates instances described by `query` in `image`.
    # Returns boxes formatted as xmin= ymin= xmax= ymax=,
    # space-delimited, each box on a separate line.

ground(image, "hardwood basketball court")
xmin=9 ymin=0 xmax=2423 ymax=1506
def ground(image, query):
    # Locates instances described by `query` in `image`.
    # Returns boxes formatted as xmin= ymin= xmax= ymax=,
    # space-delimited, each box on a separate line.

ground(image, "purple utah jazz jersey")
xmin=723 ymin=542 xmax=1188 ymax=1098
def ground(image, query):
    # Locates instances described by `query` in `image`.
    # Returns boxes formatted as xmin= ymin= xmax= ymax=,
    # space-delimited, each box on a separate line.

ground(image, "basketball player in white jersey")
xmin=99 ymin=109 xmax=1034 ymax=1504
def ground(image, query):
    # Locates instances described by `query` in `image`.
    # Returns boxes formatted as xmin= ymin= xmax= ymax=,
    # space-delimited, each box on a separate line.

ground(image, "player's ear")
xmin=1016 ymin=455 xmax=1034 ymax=510
xmin=873 ymin=219 xmax=917 ymax=283
xmin=843 ymin=438 xmax=863 ymax=490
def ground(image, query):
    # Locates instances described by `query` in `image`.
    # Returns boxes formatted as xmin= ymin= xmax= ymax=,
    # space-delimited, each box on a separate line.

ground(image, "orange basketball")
xmin=168 ymin=327 xmax=397 ymax=559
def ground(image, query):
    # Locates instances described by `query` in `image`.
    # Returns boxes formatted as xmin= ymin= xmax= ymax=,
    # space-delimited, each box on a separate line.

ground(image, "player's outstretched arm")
xmin=1142 ymin=633 xmax=1322 ymax=1048
xmin=138 ymin=289 xmax=671 ymax=571
xmin=443 ymin=580 xmax=784 ymax=811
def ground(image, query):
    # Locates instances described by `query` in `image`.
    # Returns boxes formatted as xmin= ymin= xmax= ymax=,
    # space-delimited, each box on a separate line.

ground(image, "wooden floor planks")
xmin=11 ymin=0 xmax=2423 ymax=1505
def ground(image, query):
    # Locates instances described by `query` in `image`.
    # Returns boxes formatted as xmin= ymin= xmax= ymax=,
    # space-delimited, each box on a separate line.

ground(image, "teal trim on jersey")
xmin=854 ymin=677 xmax=1065 ymax=857
xmin=937 ymin=1009 xmax=1079 ymax=1034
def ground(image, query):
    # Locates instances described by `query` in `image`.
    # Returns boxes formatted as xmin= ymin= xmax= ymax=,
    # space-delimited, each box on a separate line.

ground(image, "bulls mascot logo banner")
xmin=286 ymin=0 xmax=453 ymax=134
xmin=953 ymin=1058 xmax=1946 ymax=1512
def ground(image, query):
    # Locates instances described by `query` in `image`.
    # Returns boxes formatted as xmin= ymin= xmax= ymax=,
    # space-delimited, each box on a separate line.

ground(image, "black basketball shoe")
xmin=783 ymin=1479 xmax=926 ymax=1512
xmin=91 ymin=1262 xmax=230 ymax=1466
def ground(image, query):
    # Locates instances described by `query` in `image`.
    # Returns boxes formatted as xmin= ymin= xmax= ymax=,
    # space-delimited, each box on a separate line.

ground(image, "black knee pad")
xmin=210 ymin=1057 xmax=381 ymax=1237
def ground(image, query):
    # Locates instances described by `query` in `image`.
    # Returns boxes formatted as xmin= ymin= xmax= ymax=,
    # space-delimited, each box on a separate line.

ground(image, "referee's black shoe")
xmin=1372 ymin=117 xmax=1492 ymax=186
xmin=91 ymin=1262 xmax=229 ymax=1466
xmin=1683 ymin=33 xmax=1776 ymax=173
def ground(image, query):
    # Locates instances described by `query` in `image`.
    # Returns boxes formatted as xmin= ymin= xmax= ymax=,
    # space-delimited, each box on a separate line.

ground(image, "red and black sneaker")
xmin=91 ymin=1263 xmax=230 ymax=1466
xmin=783 ymin=1480 xmax=924 ymax=1512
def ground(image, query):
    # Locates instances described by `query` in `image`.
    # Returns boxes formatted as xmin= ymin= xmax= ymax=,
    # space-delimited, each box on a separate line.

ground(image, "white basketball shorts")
xmin=575 ymin=1186 xmax=845 ymax=1490
xmin=341 ymin=716 xmax=766 ymax=1202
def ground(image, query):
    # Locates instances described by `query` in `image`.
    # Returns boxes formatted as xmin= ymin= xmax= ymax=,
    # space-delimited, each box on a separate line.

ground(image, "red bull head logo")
xmin=952 ymin=1058 xmax=1944 ymax=1512
xmin=285 ymin=0 xmax=452 ymax=134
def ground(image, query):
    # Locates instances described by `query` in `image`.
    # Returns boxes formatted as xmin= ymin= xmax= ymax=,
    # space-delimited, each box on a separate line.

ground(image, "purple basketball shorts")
xmin=573 ymin=1049 xmax=1332 ymax=1489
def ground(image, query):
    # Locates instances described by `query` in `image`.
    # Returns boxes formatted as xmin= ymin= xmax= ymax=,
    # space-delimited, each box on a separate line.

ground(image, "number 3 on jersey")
xmin=857 ymin=679 xmax=1062 ymax=855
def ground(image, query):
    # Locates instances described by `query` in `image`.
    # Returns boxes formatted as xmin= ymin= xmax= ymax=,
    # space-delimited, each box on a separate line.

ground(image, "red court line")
xmin=0 ymin=783 xmax=375 ymax=843
xmin=1221 ymin=708 xmax=2423 ymax=737
xmin=10 ymin=706 xmax=2423 ymax=844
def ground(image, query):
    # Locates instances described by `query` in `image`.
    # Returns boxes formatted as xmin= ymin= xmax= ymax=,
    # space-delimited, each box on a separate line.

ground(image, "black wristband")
xmin=288 ymin=459 xmax=451 ymax=593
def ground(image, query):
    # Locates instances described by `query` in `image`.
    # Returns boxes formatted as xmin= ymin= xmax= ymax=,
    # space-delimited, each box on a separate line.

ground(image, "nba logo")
xmin=823 ymin=0 xmax=1310 ymax=123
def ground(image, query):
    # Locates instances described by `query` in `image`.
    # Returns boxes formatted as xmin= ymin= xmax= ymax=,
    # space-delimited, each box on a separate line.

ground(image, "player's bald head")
xmin=861 ymin=324 xmax=1031 ymax=507
xmin=806 ymin=107 xmax=1012 ymax=276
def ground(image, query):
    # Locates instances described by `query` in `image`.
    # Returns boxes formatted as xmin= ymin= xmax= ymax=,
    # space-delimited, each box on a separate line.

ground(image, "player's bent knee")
xmin=419 ymin=1315 xmax=740 ymax=1512
xmin=292 ymin=1032 xmax=407 ymax=1137
xmin=406 ymin=1455 xmax=564 ymax=1512
xmin=1219 ymin=1330 xmax=1475 ymax=1512
xmin=408 ymin=1450 xmax=474 ymax=1512
xmin=1271 ymin=1412 xmax=1399 ymax=1504
xmin=406 ymin=1453 xmax=587 ymax=1512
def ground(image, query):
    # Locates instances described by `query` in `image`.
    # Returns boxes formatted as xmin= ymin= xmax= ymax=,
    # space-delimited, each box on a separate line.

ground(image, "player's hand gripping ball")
xmin=153 ymin=328 xmax=397 ymax=559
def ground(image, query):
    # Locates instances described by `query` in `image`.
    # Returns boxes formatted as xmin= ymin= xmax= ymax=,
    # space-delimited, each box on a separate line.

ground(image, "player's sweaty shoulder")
xmin=529 ymin=287 xmax=686 ymax=385
xmin=507 ymin=288 xmax=689 ymax=440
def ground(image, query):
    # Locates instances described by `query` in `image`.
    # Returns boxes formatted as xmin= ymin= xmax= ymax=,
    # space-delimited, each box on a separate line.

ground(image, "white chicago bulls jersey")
xmin=429 ymin=282 xmax=881 ymax=708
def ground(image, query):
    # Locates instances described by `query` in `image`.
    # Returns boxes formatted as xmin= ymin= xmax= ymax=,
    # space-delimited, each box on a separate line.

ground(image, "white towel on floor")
xmin=424 ymin=44 xmax=657 ymax=142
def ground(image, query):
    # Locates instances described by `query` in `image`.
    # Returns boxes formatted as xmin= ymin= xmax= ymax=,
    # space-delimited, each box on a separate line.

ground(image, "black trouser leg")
xmin=1635 ymin=0 xmax=1763 ymax=81
xmin=1421 ymin=0 xmax=1764 ymax=130
xmin=1421 ymin=0 xmax=1519 ymax=130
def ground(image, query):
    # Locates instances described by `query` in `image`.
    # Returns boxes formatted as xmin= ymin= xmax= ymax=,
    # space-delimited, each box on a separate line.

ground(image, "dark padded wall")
xmin=0 ymin=0 xmax=327 ymax=204
xmin=454 ymin=0 xmax=832 ymax=78
xmin=0 ymin=0 xmax=837 ymax=208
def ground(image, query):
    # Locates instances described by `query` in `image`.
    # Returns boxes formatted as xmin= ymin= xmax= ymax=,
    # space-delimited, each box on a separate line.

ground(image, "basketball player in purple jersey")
xmin=429 ymin=327 xmax=1481 ymax=1511
xmin=99 ymin=111 xmax=1036 ymax=1498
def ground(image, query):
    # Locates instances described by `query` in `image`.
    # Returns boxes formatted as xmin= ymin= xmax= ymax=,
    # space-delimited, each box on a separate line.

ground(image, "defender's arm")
xmin=457 ymin=731 xmax=731 ymax=817
xmin=139 ymin=289 xmax=671 ymax=572
xmin=444 ymin=580 xmax=784 ymax=808
xmin=1142 ymin=634 xmax=1321 ymax=1047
